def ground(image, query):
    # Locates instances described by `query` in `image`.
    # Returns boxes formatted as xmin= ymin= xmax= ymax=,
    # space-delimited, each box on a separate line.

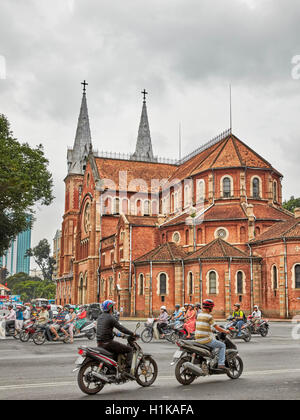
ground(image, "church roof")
xmin=94 ymin=157 xmax=175 ymax=193
xmin=134 ymin=242 xmax=188 ymax=263
xmin=184 ymin=238 xmax=251 ymax=261
xmin=167 ymin=132 xmax=282 ymax=184
xmin=250 ymin=217 xmax=300 ymax=244
xmin=126 ymin=215 xmax=159 ymax=226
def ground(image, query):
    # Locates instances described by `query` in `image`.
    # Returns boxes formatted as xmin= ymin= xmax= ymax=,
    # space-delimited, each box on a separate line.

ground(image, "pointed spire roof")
xmin=67 ymin=82 xmax=93 ymax=175
xmin=131 ymin=90 xmax=156 ymax=162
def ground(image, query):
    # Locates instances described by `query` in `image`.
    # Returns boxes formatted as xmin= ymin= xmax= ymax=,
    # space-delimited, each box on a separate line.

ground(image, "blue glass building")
xmin=0 ymin=223 xmax=31 ymax=275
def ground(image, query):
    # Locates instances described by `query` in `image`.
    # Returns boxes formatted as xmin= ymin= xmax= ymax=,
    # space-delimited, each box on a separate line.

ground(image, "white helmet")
xmin=160 ymin=306 xmax=167 ymax=310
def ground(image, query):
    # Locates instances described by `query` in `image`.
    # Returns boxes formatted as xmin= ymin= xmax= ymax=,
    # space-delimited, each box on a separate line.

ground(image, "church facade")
xmin=54 ymin=85 xmax=300 ymax=318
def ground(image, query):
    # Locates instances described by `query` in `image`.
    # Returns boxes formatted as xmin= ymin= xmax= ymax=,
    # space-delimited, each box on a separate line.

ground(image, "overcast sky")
xmin=1 ymin=0 xmax=300 ymax=264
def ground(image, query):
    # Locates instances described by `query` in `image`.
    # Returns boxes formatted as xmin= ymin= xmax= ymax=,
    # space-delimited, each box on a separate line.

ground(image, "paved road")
xmin=0 ymin=322 xmax=300 ymax=400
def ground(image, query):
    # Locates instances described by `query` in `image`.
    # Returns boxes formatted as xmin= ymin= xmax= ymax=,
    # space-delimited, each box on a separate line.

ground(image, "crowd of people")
xmin=1 ymin=303 xmax=89 ymax=343
xmin=155 ymin=302 xmax=264 ymax=339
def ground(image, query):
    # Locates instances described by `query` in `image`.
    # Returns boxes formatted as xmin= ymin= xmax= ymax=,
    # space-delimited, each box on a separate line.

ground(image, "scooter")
xmin=169 ymin=320 xmax=195 ymax=343
xmin=140 ymin=318 xmax=174 ymax=343
xmin=171 ymin=332 xmax=243 ymax=384
xmin=224 ymin=316 xmax=251 ymax=342
xmin=0 ymin=319 xmax=19 ymax=339
xmin=74 ymin=322 xmax=158 ymax=395
xmin=19 ymin=318 xmax=37 ymax=342
xmin=72 ymin=320 xmax=96 ymax=340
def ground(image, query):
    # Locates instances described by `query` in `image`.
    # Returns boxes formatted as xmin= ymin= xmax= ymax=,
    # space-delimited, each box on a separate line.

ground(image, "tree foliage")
xmin=5 ymin=272 xmax=56 ymax=303
xmin=0 ymin=114 xmax=54 ymax=255
xmin=283 ymin=196 xmax=300 ymax=213
xmin=25 ymin=239 xmax=56 ymax=281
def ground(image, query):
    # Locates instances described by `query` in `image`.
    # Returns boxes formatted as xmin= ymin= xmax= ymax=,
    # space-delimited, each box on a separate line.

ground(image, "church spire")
xmin=131 ymin=89 xmax=156 ymax=162
xmin=67 ymin=81 xmax=93 ymax=175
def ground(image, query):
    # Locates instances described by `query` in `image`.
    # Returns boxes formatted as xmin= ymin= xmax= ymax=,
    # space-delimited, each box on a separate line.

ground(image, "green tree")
xmin=0 ymin=114 xmax=54 ymax=255
xmin=283 ymin=196 xmax=300 ymax=213
xmin=25 ymin=239 xmax=56 ymax=281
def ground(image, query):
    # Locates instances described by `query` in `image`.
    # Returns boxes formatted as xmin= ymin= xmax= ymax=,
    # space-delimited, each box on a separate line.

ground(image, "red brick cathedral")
xmin=55 ymin=85 xmax=300 ymax=318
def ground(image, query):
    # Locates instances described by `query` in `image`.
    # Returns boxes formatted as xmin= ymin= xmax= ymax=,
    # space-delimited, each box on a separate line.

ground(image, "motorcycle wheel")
xmin=243 ymin=328 xmax=251 ymax=342
xmin=13 ymin=331 xmax=20 ymax=340
xmin=226 ymin=356 xmax=243 ymax=379
xmin=87 ymin=330 xmax=96 ymax=340
xmin=141 ymin=328 xmax=153 ymax=343
xmin=175 ymin=357 xmax=197 ymax=385
xmin=135 ymin=356 xmax=158 ymax=387
xmin=19 ymin=331 xmax=30 ymax=342
xmin=168 ymin=332 xmax=179 ymax=344
xmin=260 ymin=326 xmax=268 ymax=337
xmin=33 ymin=331 xmax=46 ymax=345
xmin=77 ymin=360 xmax=105 ymax=395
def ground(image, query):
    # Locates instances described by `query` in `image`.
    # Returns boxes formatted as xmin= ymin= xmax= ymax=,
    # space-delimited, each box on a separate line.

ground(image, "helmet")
xmin=188 ymin=303 xmax=194 ymax=308
xmin=160 ymin=306 xmax=167 ymax=311
xmin=184 ymin=303 xmax=188 ymax=307
xmin=175 ymin=304 xmax=180 ymax=308
xmin=202 ymin=299 xmax=215 ymax=310
xmin=234 ymin=303 xmax=240 ymax=308
xmin=253 ymin=305 xmax=258 ymax=309
xmin=102 ymin=300 xmax=115 ymax=312
xmin=195 ymin=303 xmax=201 ymax=308
xmin=180 ymin=307 xmax=185 ymax=312
xmin=46 ymin=305 xmax=51 ymax=310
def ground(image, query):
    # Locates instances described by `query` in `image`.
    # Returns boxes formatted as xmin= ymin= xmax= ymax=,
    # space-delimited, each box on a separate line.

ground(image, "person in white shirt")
xmin=251 ymin=305 xmax=262 ymax=329
xmin=4 ymin=304 xmax=16 ymax=333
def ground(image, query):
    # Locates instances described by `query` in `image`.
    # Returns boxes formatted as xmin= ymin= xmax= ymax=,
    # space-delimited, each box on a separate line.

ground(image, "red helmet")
xmin=202 ymin=299 xmax=215 ymax=310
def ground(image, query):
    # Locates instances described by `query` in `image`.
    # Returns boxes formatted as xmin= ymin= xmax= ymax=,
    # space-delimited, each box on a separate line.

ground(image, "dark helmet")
xmin=175 ymin=304 xmax=180 ymax=308
xmin=234 ymin=303 xmax=241 ymax=308
xmin=195 ymin=303 xmax=201 ymax=308
xmin=46 ymin=305 xmax=51 ymax=310
xmin=202 ymin=299 xmax=215 ymax=310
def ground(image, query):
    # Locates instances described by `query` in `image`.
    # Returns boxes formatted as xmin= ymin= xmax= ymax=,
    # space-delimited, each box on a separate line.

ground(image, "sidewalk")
xmin=120 ymin=317 xmax=298 ymax=323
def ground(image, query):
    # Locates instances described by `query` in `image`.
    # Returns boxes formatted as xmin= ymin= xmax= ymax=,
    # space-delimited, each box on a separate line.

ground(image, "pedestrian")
xmin=15 ymin=305 xmax=24 ymax=336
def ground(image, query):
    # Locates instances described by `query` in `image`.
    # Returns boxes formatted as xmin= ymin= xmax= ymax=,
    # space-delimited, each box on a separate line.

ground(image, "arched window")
xmin=223 ymin=177 xmax=231 ymax=198
xmin=136 ymin=199 xmax=142 ymax=216
xmin=184 ymin=185 xmax=192 ymax=208
xmin=109 ymin=276 xmax=114 ymax=295
xmin=273 ymin=266 xmax=278 ymax=290
xmin=139 ymin=274 xmax=144 ymax=296
xmin=209 ymin=271 xmax=217 ymax=294
xmin=273 ymin=181 xmax=278 ymax=202
xmin=295 ymin=265 xmax=300 ymax=289
xmin=185 ymin=229 xmax=189 ymax=245
xmin=188 ymin=272 xmax=193 ymax=296
xmin=113 ymin=197 xmax=120 ymax=214
xmin=159 ymin=273 xmax=167 ymax=295
xmin=144 ymin=199 xmax=151 ymax=216
xmin=252 ymin=178 xmax=260 ymax=198
xmin=255 ymin=226 xmax=261 ymax=237
xmin=237 ymin=271 xmax=243 ymax=294
xmin=196 ymin=180 xmax=205 ymax=203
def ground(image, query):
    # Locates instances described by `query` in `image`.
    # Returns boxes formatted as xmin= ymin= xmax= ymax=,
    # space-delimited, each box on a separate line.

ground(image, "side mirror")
xmin=135 ymin=322 xmax=141 ymax=332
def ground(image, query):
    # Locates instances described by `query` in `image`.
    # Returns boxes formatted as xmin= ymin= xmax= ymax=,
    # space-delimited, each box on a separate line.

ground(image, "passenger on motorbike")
xmin=195 ymin=299 xmax=230 ymax=370
xmin=63 ymin=306 xmax=76 ymax=343
xmin=35 ymin=305 xmax=49 ymax=326
xmin=15 ymin=305 xmax=24 ymax=336
xmin=195 ymin=303 xmax=202 ymax=316
xmin=75 ymin=305 xmax=87 ymax=333
xmin=232 ymin=303 xmax=245 ymax=337
xmin=183 ymin=304 xmax=197 ymax=339
xmin=49 ymin=306 xmax=68 ymax=341
xmin=155 ymin=306 xmax=169 ymax=338
xmin=96 ymin=300 xmax=138 ymax=378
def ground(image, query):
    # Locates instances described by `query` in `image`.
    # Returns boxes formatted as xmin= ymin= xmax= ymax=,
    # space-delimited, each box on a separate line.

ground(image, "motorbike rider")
xmin=35 ymin=304 xmax=49 ymax=326
xmin=172 ymin=304 xmax=184 ymax=325
xmin=96 ymin=300 xmax=138 ymax=379
xmin=4 ymin=304 xmax=16 ymax=334
xmin=195 ymin=299 xmax=230 ymax=370
xmin=251 ymin=305 xmax=262 ymax=330
xmin=49 ymin=305 xmax=68 ymax=341
xmin=155 ymin=306 xmax=169 ymax=338
xmin=232 ymin=303 xmax=245 ymax=337
xmin=195 ymin=303 xmax=202 ymax=316
xmin=63 ymin=306 xmax=76 ymax=343
xmin=15 ymin=305 xmax=24 ymax=336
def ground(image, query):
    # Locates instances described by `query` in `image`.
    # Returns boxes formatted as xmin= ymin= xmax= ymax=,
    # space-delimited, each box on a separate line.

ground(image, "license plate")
xmin=75 ymin=356 xmax=85 ymax=365
xmin=171 ymin=350 xmax=183 ymax=366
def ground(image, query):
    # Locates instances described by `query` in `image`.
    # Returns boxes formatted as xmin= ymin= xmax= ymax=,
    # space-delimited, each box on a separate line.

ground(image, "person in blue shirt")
xmin=172 ymin=304 xmax=185 ymax=326
xmin=15 ymin=305 xmax=24 ymax=335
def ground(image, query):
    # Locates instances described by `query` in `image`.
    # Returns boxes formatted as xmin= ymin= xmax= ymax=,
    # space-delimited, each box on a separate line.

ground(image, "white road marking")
xmin=1 ymin=368 xmax=300 ymax=391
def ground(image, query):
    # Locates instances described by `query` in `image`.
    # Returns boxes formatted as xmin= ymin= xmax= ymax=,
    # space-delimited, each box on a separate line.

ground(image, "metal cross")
xmin=141 ymin=89 xmax=148 ymax=101
xmin=81 ymin=80 xmax=88 ymax=93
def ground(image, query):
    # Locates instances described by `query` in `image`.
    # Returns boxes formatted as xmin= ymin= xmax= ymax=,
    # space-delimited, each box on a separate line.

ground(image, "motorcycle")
xmin=171 ymin=332 xmax=243 ymax=385
xmin=140 ymin=318 xmax=174 ymax=343
xmin=32 ymin=321 xmax=70 ymax=345
xmin=224 ymin=316 xmax=251 ymax=342
xmin=169 ymin=320 xmax=195 ymax=343
xmin=74 ymin=322 xmax=158 ymax=395
xmin=19 ymin=318 xmax=37 ymax=342
xmin=247 ymin=315 xmax=269 ymax=337
xmin=72 ymin=320 xmax=96 ymax=340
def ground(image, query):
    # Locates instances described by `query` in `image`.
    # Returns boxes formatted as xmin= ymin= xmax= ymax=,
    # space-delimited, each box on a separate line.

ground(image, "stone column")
xmin=174 ymin=263 xmax=184 ymax=306
xmin=278 ymin=255 xmax=286 ymax=318
xmin=224 ymin=270 xmax=231 ymax=317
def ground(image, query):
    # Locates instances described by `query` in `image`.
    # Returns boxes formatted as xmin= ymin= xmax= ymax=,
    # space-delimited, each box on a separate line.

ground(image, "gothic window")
xmin=113 ymin=197 xmax=120 ymax=215
xmin=252 ymin=178 xmax=260 ymax=198
xmin=139 ymin=274 xmax=144 ymax=296
xmin=136 ymin=199 xmax=142 ymax=216
xmin=295 ymin=265 xmax=300 ymax=289
xmin=223 ymin=177 xmax=231 ymax=198
xmin=209 ymin=271 xmax=217 ymax=294
xmin=188 ymin=272 xmax=193 ymax=296
xmin=184 ymin=185 xmax=192 ymax=208
xmin=84 ymin=202 xmax=91 ymax=234
xmin=255 ymin=226 xmax=261 ymax=237
xmin=273 ymin=266 xmax=278 ymax=290
xmin=159 ymin=273 xmax=167 ymax=295
xmin=237 ymin=271 xmax=243 ymax=294
xmin=109 ymin=276 xmax=113 ymax=295
xmin=185 ymin=229 xmax=189 ymax=245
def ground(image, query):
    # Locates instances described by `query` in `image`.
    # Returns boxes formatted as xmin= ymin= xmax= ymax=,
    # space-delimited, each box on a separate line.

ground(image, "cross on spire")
xmin=141 ymin=88 xmax=148 ymax=102
xmin=81 ymin=80 xmax=88 ymax=94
